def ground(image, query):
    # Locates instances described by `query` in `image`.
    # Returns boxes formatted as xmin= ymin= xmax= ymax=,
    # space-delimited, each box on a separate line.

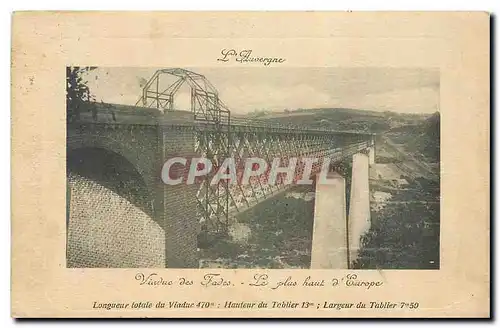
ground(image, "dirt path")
xmin=381 ymin=135 xmax=439 ymax=181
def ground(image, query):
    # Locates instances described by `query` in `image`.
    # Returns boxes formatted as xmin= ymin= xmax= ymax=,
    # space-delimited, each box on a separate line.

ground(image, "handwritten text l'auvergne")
xmin=217 ymin=49 xmax=286 ymax=66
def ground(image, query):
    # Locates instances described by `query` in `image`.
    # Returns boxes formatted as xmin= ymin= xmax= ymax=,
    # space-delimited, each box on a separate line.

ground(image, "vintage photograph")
xmin=66 ymin=67 xmax=440 ymax=270
xmin=13 ymin=11 xmax=489 ymax=318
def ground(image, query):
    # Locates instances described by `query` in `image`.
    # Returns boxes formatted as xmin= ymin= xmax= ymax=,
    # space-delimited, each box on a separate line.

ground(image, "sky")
xmin=84 ymin=67 xmax=439 ymax=115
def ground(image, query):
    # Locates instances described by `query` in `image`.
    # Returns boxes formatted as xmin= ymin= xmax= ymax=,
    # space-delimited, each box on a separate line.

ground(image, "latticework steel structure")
xmin=136 ymin=68 xmax=231 ymax=123
xmin=137 ymin=68 xmax=374 ymax=233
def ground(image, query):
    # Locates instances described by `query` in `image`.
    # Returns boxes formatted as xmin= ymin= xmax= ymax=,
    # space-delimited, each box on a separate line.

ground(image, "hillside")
xmin=251 ymin=107 xmax=440 ymax=166
xmin=242 ymin=107 xmax=431 ymax=134
xmin=353 ymin=112 xmax=440 ymax=269
xmin=386 ymin=112 xmax=440 ymax=164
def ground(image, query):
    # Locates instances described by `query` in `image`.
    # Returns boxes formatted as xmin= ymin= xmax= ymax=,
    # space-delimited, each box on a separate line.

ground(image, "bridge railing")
xmin=195 ymin=115 xmax=374 ymax=136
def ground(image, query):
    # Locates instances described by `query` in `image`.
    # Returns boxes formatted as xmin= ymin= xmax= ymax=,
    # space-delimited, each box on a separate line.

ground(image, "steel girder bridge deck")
xmin=136 ymin=68 xmax=375 ymax=233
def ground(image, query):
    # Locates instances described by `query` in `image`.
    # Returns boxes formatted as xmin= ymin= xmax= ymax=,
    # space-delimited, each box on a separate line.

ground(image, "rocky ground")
xmin=199 ymin=186 xmax=316 ymax=269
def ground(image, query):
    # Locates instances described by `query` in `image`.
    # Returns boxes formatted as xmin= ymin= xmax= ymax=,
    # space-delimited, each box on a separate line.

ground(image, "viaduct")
xmin=66 ymin=68 xmax=376 ymax=269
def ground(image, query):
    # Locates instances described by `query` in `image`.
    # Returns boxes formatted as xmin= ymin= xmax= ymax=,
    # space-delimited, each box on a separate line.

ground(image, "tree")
xmin=66 ymin=66 xmax=97 ymax=122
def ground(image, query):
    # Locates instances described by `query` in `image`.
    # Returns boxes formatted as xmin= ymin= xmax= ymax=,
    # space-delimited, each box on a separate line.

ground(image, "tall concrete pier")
xmin=368 ymin=146 xmax=375 ymax=165
xmin=310 ymin=172 xmax=349 ymax=269
xmin=348 ymin=152 xmax=371 ymax=265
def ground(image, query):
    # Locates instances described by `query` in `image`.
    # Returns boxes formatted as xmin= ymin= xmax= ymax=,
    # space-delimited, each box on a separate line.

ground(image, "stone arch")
xmin=66 ymin=135 xmax=165 ymax=268
xmin=67 ymin=133 xmax=156 ymax=217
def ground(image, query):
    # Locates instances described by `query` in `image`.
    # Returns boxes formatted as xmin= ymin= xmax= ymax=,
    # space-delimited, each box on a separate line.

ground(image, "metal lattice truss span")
xmin=138 ymin=68 xmax=374 ymax=233
xmin=195 ymin=127 xmax=372 ymax=232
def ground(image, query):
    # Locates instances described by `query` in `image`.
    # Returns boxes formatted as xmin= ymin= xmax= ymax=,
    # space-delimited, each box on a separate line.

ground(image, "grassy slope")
xmin=354 ymin=113 xmax=440 ymax=269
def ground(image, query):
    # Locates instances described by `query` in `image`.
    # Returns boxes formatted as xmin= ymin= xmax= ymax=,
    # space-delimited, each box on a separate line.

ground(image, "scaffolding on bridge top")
xmin=135 ymin=68 xmax=230 ymax=125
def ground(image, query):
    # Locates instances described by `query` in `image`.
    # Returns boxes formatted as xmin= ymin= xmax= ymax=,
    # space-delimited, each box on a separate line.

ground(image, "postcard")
xmin=11 ymin=11 xmax=490 ymax=318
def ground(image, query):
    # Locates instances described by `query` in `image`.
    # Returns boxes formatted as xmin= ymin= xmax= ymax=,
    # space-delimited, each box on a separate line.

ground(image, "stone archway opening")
xmin=66 ymin=147 xmax=165 ymax=268
xmin=67 ymin=147 xmax=153 ymax=217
